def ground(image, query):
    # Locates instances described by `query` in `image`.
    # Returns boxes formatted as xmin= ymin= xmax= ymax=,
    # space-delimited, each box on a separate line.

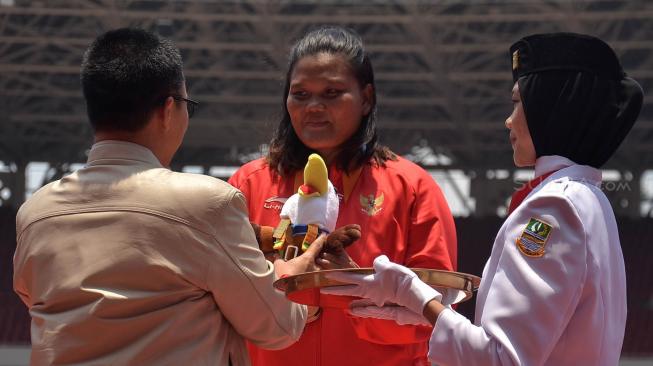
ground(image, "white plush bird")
xmin=274 ymin=153 xmax=340 ymax=259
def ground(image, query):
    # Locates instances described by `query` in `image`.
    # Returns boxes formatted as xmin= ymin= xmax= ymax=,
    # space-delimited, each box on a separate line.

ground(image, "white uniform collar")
xmin=535 ymin=155 xmax=602 ymax=186
xmin=87 ymin=140 xmax=163 ymax=167
xmin=534 ymin=155 xmax=576 ymax=177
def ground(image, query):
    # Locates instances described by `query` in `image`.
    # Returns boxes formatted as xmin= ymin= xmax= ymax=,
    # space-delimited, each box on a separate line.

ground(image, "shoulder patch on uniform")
xmin=516 ymin=217 xmax=553 ymax=257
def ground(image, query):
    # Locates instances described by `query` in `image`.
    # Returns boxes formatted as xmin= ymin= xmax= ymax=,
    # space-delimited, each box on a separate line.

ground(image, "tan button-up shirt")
xmin=14 ymin=140 xmax=306 ymax=365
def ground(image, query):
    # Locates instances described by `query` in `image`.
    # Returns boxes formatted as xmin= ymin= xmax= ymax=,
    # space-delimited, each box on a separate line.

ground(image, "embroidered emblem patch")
xmin=360 ymin=192 xmax=384 ymax=216
xmin=516 ymin=217 xmax=552 ymax=257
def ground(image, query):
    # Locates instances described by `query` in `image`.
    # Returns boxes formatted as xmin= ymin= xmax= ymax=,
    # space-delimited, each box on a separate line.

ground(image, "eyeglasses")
xmin=171 ymin=95 xmax=199 ymax=118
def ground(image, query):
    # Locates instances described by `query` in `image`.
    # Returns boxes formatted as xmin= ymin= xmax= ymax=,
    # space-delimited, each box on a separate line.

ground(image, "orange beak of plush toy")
xmin=298 ymin=184 xmax=318 ymax=196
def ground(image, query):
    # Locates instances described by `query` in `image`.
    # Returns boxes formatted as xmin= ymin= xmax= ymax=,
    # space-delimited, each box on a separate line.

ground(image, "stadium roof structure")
xmin=1 ymin=1 xmax=651 ymax=168
xmin=0 ymin=0 xmax=651 ymax=214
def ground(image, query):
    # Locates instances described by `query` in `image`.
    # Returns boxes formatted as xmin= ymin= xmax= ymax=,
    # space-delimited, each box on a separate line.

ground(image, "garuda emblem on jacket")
xmin=360 ymin=193 xmax=384 ymax=216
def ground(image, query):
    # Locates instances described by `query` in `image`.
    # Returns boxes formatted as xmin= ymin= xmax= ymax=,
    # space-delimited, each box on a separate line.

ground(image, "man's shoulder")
xmin=159 ymin=169 xmax=240 ymax=202
xmin=15 ymin=168 xmax=243 ymax=241
xmin=17 ymin=180 xmax=60 ymax=226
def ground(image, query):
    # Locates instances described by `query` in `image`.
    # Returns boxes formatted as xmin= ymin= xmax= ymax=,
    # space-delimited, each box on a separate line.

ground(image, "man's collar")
xmin=87 ymin=140 xmax=163 ymax=167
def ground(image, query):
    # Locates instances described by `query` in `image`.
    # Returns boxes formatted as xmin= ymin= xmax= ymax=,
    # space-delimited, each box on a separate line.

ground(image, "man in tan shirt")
xmin=13 ymin=28 xmax=318 ymax=365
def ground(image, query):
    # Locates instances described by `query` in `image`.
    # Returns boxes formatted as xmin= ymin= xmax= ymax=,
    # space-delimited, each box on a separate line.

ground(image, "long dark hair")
xmin=267 ymin=26 xmax=395 ymax=176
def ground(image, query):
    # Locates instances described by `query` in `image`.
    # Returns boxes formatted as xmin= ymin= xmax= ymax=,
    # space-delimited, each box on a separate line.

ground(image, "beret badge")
xmin=512 ymin=49 xmax=520 ymax=71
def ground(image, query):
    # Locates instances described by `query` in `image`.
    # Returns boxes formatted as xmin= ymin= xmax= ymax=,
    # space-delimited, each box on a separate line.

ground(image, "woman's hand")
xmin=317 ymin=250 xmax=359 ymax=269
xmin=317 ymin=224 xmax=361 ymax=269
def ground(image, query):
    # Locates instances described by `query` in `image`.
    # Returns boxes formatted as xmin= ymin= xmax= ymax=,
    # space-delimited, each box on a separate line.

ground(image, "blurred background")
xmin=0 ymin=1 xmax=651 ymax=364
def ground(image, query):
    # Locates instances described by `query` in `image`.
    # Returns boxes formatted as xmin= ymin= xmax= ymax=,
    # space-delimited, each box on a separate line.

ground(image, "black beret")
xmin=510 ymin=32 xmax=625 ymax=82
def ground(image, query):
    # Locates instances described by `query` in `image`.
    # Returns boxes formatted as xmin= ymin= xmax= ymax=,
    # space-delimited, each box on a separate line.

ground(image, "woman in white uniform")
xmin=322 ymin=33 xmax=643 ymax=365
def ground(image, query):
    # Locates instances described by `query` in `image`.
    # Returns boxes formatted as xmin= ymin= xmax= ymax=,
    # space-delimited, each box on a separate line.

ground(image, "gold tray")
xmin=274 ymin=268 xmax=481 ymax=308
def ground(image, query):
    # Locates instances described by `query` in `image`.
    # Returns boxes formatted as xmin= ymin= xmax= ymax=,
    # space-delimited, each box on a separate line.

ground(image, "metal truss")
xmin=0 ymin=0 xmax=652 ymax=214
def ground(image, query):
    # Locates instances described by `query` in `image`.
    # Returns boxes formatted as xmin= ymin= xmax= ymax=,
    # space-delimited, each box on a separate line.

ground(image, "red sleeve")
xmin=350 ymin=164 xmax=458 ymax=345
xmin=405 ymin=170 xmax=457 ymax=271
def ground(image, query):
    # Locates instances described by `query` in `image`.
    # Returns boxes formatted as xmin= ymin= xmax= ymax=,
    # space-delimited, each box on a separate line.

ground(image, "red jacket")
xmin=229 ymin=156 xmax=457 ymax=366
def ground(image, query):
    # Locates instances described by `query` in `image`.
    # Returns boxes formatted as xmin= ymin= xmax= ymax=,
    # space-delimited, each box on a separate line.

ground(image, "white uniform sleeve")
xmin=429 ymin=193 xmax=587 ymax=366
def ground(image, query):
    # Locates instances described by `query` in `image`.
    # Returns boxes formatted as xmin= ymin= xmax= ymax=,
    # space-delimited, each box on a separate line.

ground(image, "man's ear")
xmin=149 ymin=97 xmax=174 ymax=132
xmin=361 ymin=84 xmax=374 ymax=116
xmin=160 ymin=96 xmax=175 ymax=132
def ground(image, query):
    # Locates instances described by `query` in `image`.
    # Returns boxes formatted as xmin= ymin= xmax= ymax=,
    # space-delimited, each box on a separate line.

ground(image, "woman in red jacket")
xmin=229 ymin=26 xmax=457 ymax=366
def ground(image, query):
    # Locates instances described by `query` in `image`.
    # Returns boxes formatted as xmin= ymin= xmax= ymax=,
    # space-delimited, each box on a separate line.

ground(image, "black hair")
xmin=267 ymin=26 xmax=395 ymax=176
xmin=81 ymin=28 xmax=184 ymax=132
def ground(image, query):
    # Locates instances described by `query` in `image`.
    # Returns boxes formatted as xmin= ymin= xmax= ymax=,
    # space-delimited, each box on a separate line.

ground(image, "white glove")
xmin=321 ymin=255 xmax=441 ymax=315
xmin=349 ymin=300 xmax=431 ymax=326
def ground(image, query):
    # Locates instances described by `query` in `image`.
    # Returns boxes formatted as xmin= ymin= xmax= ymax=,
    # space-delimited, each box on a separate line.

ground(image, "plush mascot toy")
xmin=273 ymin=153 xmax=339 ymax=259
xmin=251 ymin=154 xmax=360 ymax=260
